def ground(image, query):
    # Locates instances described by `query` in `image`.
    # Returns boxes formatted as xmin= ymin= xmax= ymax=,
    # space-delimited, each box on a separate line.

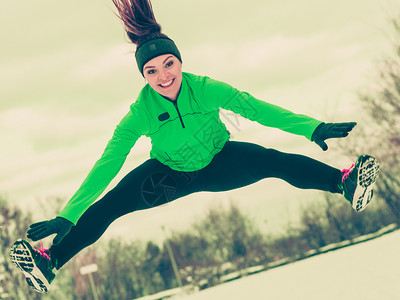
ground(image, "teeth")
xmin=160 ymin=79 xmax=173 ymax=87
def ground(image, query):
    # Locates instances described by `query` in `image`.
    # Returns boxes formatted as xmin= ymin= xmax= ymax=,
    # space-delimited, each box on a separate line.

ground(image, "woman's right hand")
xmin=27 ymin=217 xmax=73 ymax=245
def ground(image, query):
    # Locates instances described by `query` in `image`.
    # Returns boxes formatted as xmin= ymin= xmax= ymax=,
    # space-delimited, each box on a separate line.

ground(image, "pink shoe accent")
xmin=35 ymin=241 xmax=50 ymax=261
xmin=341 ymin=163 xmax=355 ymax=182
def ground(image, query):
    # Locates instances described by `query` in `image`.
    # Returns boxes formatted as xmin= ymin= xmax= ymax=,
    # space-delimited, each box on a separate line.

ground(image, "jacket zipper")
xmin=172 ymin=101 xmax=185 ymax=129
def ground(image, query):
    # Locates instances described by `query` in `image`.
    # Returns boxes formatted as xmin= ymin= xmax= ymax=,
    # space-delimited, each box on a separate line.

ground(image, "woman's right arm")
xmin=57 ymin=106 xmax=149 ymax=225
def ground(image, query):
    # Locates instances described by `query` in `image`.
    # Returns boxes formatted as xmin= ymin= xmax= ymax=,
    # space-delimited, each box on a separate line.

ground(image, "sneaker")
xmin=9 ymin=239 xmax=55 ymax=294
xmin=341 ymin=155 xmax=380 ymax=212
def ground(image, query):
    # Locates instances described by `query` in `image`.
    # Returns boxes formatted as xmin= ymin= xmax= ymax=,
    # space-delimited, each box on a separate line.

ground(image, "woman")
xmin=10 ymin=0 xmax=379 ymax=294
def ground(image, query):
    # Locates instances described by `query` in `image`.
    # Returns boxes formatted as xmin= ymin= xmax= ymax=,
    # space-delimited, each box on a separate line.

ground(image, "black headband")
xmin=135 ymin=35 xmax=182 ymax=76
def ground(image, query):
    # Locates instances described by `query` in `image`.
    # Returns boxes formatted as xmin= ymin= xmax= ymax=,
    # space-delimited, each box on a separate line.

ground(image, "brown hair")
xmin=112 ymin=0 xmax=162 ymax=46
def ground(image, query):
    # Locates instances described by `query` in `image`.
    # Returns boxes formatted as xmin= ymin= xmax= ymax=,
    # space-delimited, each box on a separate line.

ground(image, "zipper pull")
xmin=172 ymin=101 xmax=185 ymax=129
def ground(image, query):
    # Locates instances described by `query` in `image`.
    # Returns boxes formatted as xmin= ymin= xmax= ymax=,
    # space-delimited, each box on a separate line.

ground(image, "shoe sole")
xmin=353 ymin=155 xmax=380 ymax=212
xmin=9 ymin=239 xmax=50 ymax=294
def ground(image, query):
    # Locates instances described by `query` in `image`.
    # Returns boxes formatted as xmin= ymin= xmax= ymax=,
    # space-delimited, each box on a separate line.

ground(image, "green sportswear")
xmin=58 ymin=72 xmax=323 ymax=224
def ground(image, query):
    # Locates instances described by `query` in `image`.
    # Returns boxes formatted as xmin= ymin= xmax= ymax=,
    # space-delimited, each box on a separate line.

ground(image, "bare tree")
xmin=348 ymin=17 xmax=400 ymax=220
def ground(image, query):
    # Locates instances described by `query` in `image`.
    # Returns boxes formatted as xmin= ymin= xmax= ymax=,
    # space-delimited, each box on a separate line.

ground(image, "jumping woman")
xmin=10 ymin=0 xmax=380 ymax=294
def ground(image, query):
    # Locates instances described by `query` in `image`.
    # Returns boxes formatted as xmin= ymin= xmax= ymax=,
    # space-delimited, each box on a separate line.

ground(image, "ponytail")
xmin=112 ymin=0 xmax=182 ymax=76
xmin=112 ymin=0 xmax=162 ymax=45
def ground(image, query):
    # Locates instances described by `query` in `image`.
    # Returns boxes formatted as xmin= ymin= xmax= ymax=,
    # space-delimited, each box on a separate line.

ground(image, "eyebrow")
xmin=144 ymin=55 xmax=174 ymax=70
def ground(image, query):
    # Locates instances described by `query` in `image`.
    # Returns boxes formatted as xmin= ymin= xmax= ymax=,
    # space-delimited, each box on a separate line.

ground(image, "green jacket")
xmin=58 ymin=72 xmax=322 ymax=224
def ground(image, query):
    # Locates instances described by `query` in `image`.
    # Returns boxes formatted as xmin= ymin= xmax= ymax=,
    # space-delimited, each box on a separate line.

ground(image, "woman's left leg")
xmin=196 ymin=140 xmax=379 ymax=213
xmin=195 ymin=141 xmax=342 ymax=194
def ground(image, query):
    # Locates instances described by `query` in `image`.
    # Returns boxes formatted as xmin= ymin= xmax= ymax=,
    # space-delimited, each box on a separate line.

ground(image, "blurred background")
xmin=0 ymin=0 xmax=393 ymax=240
xmin=1 ymin=0 xmax=399 ymax=299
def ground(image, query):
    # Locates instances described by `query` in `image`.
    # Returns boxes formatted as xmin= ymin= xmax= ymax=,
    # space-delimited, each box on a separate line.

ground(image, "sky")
xmin=0 ymin=0 xmax=398 ymax=241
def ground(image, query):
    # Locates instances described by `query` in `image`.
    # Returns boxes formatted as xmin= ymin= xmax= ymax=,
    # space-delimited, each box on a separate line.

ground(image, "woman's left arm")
xmin=202 ymin=77 xmax=356 ymax=149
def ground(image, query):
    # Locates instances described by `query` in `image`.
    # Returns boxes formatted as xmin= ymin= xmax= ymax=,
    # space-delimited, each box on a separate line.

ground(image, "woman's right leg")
xmin=10 ymin=158 xmax=203 ymax=294
xmin=49 ymin=186 xmax=136 ymax=269
xmin=49 ymin=158 xmax=201 ymax=269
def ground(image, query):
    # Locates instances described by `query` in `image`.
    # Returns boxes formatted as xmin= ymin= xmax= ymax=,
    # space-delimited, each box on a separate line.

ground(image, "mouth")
xmin=159 ymin=78 xmax=175 ymax=88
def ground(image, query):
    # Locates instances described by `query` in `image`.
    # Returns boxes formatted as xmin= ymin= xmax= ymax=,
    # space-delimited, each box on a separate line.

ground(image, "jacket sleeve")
xmin=57 ymin=105 xmax=149 ymax=225
xmin=201 ymin=77 xmax=323 ymax=140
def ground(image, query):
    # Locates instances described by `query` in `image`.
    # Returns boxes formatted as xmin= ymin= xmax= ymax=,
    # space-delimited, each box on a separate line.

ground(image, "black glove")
xmin=311 ymin=122 xmax=357 ymax=151
xmin=27 ymin=217 xmax=74 ymax=245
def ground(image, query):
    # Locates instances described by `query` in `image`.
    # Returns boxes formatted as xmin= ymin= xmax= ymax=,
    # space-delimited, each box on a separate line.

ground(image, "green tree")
xmin=0 ymin=197 xmax=74 ymax=300
xmin=194 ymin=202 xmax=268 ymax=267
xmin=96 ymin=238 xmax=140 ymax=300
xmin=164 ymin=202 xmax=269 ymax=289
xmin=0 ymin=197 xmax=38 ymax=300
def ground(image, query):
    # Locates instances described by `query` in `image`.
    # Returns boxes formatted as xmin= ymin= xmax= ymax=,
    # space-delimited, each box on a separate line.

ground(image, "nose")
xmin=158 ymin=68 xmax=170 ymax=80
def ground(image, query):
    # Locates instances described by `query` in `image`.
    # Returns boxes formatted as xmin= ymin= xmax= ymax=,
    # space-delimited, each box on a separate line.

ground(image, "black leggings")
xmin=50 ymin=141 xmax=342 ymax=268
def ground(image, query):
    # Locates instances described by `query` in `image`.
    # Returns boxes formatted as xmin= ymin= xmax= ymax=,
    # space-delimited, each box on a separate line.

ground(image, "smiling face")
xmin=143 ymin=54 xmax=183 ymax=101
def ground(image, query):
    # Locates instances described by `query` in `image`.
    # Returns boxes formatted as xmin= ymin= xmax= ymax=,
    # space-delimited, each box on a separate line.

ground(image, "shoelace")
xmin=341 ymin=163 xmax=355 ymax=182
xmin=35 ymin=240 xmax=50 ymax=261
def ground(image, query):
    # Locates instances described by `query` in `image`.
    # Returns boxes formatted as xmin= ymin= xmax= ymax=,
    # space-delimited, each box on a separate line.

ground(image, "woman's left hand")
xmin=311 ymin=122 xmax=357 ymax=151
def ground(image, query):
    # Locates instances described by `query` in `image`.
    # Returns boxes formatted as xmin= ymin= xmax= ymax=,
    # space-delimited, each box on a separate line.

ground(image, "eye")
xmin=165 ymin=60 xmax=174 ymax=68
xmin=147 ymin=69 xmax=157 ymax=75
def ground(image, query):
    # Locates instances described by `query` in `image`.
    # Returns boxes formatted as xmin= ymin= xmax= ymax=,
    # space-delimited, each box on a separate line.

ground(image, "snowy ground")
xmin=172 ymin=230 xmax=400 ymax=300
